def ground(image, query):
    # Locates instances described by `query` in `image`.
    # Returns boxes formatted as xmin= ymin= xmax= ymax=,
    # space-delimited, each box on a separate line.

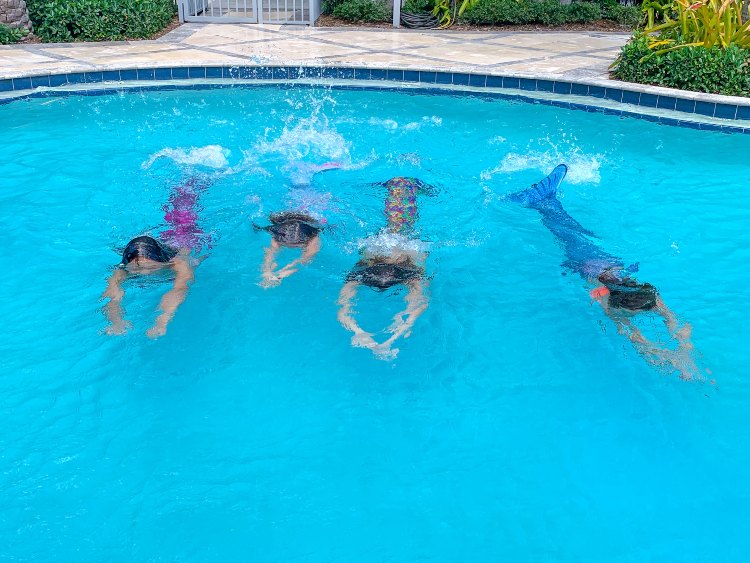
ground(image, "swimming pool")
xmin=1 ymin=83 xmax=748 ymax=560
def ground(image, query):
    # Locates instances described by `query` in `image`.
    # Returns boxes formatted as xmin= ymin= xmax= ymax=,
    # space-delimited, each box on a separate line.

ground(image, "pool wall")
xmin=2 ymin=65 xmax=750 ymax=134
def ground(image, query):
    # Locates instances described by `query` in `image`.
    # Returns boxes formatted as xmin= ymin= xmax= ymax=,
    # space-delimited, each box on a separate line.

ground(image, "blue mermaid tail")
xmin=507 ymin=164 xmax=568 ymax=206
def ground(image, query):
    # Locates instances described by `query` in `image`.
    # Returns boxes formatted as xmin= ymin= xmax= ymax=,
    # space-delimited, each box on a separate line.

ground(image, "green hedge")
xmin=26 ymin=0 xmax=176 ymax=42
xmin=0 ymin=24 xmax=27 ymax=45
xmin=611 ymin=35 xmax=750 ymax=97
xmin=330 ymin=0 xmax=391 ymax=21
xmin=462 ymin=0 xmax=640 ymax=26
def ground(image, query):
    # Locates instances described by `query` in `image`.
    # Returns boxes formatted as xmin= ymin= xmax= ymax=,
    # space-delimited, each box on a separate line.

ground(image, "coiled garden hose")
xmin=400 ymin=11 xmax=441 ymax=28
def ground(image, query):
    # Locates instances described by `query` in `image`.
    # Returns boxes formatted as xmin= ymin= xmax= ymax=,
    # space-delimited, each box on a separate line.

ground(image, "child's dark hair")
xmin=598 ymin=274 xmax=658 ymax=311
xmin=347 ymin=259 xmax=423 ymax=291
xmin=120 ymin=236 xmax=177 ymax=266
xmin=253 ymin=212 xmax=322 ymax=247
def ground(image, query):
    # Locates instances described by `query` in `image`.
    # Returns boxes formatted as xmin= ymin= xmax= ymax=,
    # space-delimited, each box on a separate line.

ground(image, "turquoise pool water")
xmin=1 ymin=84 xmax=749 ymax=561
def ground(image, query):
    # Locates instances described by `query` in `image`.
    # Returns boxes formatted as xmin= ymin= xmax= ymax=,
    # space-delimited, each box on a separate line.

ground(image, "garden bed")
xmin=317 ymin=14 xmax=633 ymax=31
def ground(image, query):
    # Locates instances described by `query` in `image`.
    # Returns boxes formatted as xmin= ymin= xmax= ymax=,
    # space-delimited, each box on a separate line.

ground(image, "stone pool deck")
xmin=1 ymin=24 xmax=628 ymax=81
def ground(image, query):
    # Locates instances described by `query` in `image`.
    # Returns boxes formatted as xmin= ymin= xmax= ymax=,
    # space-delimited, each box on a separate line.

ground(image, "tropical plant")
xmin=433 ymin=0 xmax=481 ymax=27
xmin=611 ymin=33 xmax=750 ymax=96
xmin=641 ymin=0 xmax=750 ymax=57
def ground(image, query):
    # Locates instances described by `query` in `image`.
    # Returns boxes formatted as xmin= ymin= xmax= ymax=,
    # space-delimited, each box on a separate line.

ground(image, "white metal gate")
xmin=177 ymin=0 xmax=319 ymax=24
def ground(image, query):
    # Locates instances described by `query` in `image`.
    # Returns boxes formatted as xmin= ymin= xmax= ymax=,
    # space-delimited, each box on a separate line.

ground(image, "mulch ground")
xmin=316 ymin=14 xmax=633 ymax=31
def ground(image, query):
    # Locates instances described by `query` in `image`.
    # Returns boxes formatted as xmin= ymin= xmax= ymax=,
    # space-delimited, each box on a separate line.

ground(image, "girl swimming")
xmin=253 ymin=162 xmax=339 ymax=288
xmin=337 ymin=177 xmax=434 ymax=360
xmin=102 ymin=177 xmax=210 ymax=338
xmin=508 ymin=165 xmax=698 ymax=380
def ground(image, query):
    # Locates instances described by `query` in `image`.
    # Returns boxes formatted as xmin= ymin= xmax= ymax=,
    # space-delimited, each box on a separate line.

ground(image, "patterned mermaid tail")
xmin=161 ymin=177 xmax=211 ymax=251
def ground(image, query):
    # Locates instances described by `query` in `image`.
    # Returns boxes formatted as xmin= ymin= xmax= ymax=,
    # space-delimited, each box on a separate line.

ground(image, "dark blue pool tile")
xmin=30 ymin=75 xmax=50 ymax=88
xmin=621 ymin=90 xmax=640 ymax=105
xmin=419 ymin=71 xmax=436 ymax=84
xmin=552 ymin=81 xmax=571 ymax=95
xmin=338 ymin=67 xmax=355 ymax=80
xmin=271 ymin=67 xmax=289 ymax=80
xmin=435 ymin=72 xmax=452 ymax=85
xmin=12 ymin=77 xmax=31 ymax=90
xmin=370 ymin=69 xmax=387 ymax=80
xmin=638 ymin=93 xmax=657 ymax=107
xmin=502 ymin=76 xmax=520 ymax=89
xmin=205 ymin=66 xmax=223 ymax=79
xmin=136 ymin=68 xmax=155 ymax=81
xmin=169 ymin=67 xmax=188 ymax=79
xmin=485 ymin=75 xmax=503 ymax=88
xmin=468 ymin=73 xmax=486 ymax=87
xmin=694 ymin=100 xmax=716 ymax=117
xmin=250 ymin=67 xmax=273 ymax=79
xmin=47 ymin=74 xmax=67 ymax=87
xmin=315 ymin=67 xmax=334 ymax=79
xmin=536 ymin=79 xmax=554 ymax=93
xmin=714 ymin=103 xmax=737 ymax=120
xmin=588 ymin=85 xmax=606 ymax=98
xmin=352 ymin=67 xmax=369 ymax=80
xmin=656 ymin=96 xmax=676 ymax=111
xmin=387 ymin=69 xmax=404 ymax=81
xmin=699 ymin=122 xmax=722 ymax=132
xmin=570 ymin=82 xmax=588 ymax=96
xmin=675 ymin=98 xmax=695 ymax=113
xmin=1 ymin=78 xmax=14 ymax=92
xmin=84 ymin=71 xmax=103 ymax=83
xmin=403 ymin=70 xmax=420 ymax=83
xmin=736 ymin=105 xmax=750 ymax=120
xmin=605 ymin=88 xmax=623 ymax=103
xmin=453 ymin=73 xmax=470 ymax=86
xmin=66 ymin=72 xmax=87 ymax=84
xmin=151 ymin=67 xmax=170 ymax=80
xmin=569 ymin=102 xmax=589 ymax=111
xmin=102 ymin=70 xmax=121 ymax=82
xmin=518 ymin=78 xmax=536 ymax=91
xmin=187 ymin=66 xmax=205 ymax=79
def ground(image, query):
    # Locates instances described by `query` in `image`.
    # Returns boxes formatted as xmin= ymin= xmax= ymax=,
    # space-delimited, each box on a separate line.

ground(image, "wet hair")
xmin=254 ymin=212 xmax=322 ymax=247
xmin=598 ymin=273 xmax=658 ymax=311
xmin=347 ymin=258 xmax=423 ymax=291
xmin=120 ymin=235 xmax=177 ymax=266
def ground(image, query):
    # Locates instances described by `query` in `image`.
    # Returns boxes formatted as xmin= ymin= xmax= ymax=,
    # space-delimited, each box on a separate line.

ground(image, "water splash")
xmin=481 ymin=136 xmax=604 ymax=184
xmin=142 ymin=145 xmax=231 ymax=170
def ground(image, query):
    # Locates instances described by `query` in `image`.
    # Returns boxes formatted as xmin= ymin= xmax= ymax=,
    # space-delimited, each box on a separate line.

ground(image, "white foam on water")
xmin=142 ymin=145 xmax=231 ymax=170
xmin=356 ymin=231 xmax=430 ymax=256
xmin=481 ymin=137 xmax=604 ymax=184
xmin=254 ymin=114 xmax=351 ymax=165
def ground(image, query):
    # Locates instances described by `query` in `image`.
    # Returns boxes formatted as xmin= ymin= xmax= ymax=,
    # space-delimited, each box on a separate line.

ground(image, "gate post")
xmin=176 ymin=0 xmax=186 ymax=22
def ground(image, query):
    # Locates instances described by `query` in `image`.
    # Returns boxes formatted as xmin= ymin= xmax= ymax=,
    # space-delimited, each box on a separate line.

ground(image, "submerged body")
xmin=337 ymin=177 xmax=433 ymax=360
xmin=509 ymin=165 xmax=699 ymax=380
xmin=255 ymin=162 xmax=339 ymax=287
xmin=102 ymin=177 xmax=209 ymax=338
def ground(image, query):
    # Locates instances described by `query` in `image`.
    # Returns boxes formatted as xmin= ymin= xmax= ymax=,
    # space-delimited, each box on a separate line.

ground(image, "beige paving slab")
xmin=321 ymin=51 xmax=460 ymax=68
xmin=214 ymin=38 xmax=366 ymax=60
xmin=414 ymin=44 xmax=546 ymax=66
xmin=316 ymin=30 xmax=464 ymax=49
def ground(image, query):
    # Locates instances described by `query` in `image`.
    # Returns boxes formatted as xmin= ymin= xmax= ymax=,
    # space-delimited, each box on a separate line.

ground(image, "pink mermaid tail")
xmin=161 ymin=177 xmax=211 ymax=251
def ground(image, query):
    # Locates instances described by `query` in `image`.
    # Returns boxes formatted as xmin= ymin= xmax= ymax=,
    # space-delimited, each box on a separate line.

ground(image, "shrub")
xmin=0 ymin=24 xmax=27 ymax=45
xmin=611 ymin=34 xmax=750 ymax=97
xmin=462 ymin=0 xmax=634 ymax=26
xmin=25 ymin=0 xmax=176 ymax=42
xmin=331 ymin=0 xmax=391 ymax=21
xmin=403 ymin=0 xmax=433 ymax=11
xmin=600 ymin=2 xmax=641 ymax=26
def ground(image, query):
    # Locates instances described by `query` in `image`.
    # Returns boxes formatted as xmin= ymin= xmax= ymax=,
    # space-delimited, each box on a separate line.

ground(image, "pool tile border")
xmin=2 ymin=65 xmax=749 ymax=134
